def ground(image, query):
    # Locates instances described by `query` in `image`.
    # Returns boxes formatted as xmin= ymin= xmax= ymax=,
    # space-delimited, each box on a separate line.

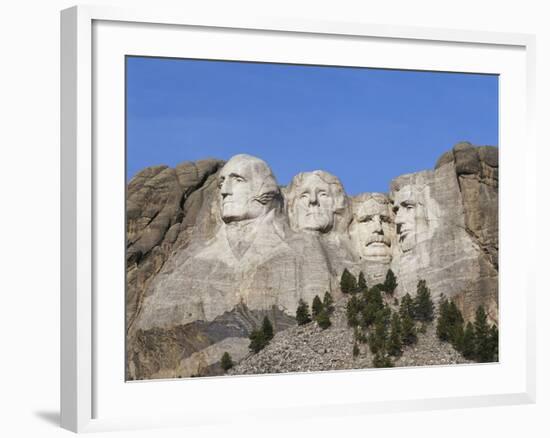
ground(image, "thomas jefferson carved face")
xmin=288 ymin=171 xmax=346 ymax=233
xmin=350 ymin=194 xmax=394 ymax=261
xmin=392 ymin=186 xmax=428 ymax=253
xmin=218 ymin=155 xmax=279 ymax=224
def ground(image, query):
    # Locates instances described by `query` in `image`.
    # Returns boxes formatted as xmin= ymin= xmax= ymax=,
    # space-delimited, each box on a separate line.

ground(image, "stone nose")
xmin=308 ymin=192 xmax=319 ymax=206
xmin=373 ymin=216 xmax=383 ymax=233
xmin=395 ymin=208 xmax=405 ymax=225
xmin=220 ymin=179 xmax=232 ymax=197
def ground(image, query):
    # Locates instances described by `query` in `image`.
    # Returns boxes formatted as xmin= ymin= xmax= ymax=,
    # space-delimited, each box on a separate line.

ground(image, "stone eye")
xmin=364 ymin=215 xmax=373 ymax=222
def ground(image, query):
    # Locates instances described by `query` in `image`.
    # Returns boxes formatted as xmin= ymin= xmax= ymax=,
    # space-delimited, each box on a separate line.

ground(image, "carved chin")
xmin=221 ymin=204 xmax=246 ymax=222
xmin=399 ymin=234 xmax=416 ymax=252
xmin=362 ymin=243 xmax=392 ymax=260
xmin=298 ymin=214 xmax=332 ymax=232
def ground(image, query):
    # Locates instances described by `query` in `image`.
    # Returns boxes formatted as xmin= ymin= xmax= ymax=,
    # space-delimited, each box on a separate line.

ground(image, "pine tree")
xmin=248 ymin=329 xmax=267 ymax=353
xmin=340 ymin=268 xmax=357 ymax=294
xmin=462 ymin=322 xmax=476 ymax=360
xmin=296 ymin=299 xmax=311 ymax=325
xmin=323 ymin=291 xmax=335 ymax=315
xmin=436 ymin=297 xmax=451 ymax=341
xmin=220 ymin=351 xmax=233 ymax=371
xmin=388 ymin=312 xmax=403 ymax=357
xmin=448 ymin=302 xmax=464 ymax=326
xmin=474 ymin=306 xmax=492 ymax=362
xmin=262 ymin=316 xmax=274 ymax=342
xmin=451 ymin=321 xmax=465 ymax=352
xmin=448 ymin=302 xmax=464 ymax=347
xmin=368 ymin=307 xmax=391 ymax=355
xmin=361 ymin=283 xmax=371 ymax=302
xmin=401 ymin=312 xmax=417 ymax=346
xmin=413 ymin=280 xmax=434 ymax=322
xmin=353 ymin=343 xmax=360 ymax=358
xmin=312 ymin=295 xmax=324 ymax=320
xmin=399 ymin=293 xmax=415 ymax=320
xmin=437 ymin=297 xmax=466 ymax=352
xmin=357 ymin=271 xmax=368 ymax=293
xmin=249 ymin=317 xmax=275 ymax=353
xmin=362 ymin=302 xmax=378 ymax=328
xmin=488 ymin=325 xmax=499 ymax=362
xmin=368 ymin=285 xmax=384 ymax=308
xmin=317 ymin=309 xmax=331 ymax=330
xmin=383 ymin=269 xmax=398 ymax=295
xmin=361 ymin=284 xmax=384 ymax=328
xmin=346 ymin=295 xmax=361 ymax=327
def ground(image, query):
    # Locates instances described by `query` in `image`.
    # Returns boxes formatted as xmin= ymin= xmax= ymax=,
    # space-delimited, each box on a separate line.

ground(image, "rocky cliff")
xmin=126 ymin=142 xmax=498 ymax=380
xmin=389 ymin=142 xmax=498 ymax=324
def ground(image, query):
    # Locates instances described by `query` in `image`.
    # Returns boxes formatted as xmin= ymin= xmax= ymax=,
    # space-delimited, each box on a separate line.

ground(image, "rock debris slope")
xmin=228 ymin=297 xmax=470 ymax=376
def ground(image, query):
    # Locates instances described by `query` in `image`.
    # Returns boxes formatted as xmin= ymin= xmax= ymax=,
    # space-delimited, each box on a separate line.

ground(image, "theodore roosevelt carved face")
xmin=218 ymin=154 xmax=280 ymax=224
xmin=350 ymin=193 xmax=394 ymax=261
xmin=287 ymin=171 xmax=347 ymax=233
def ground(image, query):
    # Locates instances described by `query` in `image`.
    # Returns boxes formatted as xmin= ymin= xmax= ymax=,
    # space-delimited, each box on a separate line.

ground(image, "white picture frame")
xmin=60 ymin=4 xmax=536 ymax=433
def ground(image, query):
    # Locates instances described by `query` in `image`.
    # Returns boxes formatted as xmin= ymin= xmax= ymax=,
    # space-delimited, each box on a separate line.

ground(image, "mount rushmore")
xmin=126 ymin=141 xmax=498 ymax=380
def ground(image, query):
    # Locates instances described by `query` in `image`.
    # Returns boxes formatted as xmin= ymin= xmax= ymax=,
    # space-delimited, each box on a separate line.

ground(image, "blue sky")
xmin=126 ymin=56 xmax=498 ymax=195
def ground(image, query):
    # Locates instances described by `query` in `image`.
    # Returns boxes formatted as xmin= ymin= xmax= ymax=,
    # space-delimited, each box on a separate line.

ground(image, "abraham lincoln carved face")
xmin=392 ymin=186 xmax=428 ymax=253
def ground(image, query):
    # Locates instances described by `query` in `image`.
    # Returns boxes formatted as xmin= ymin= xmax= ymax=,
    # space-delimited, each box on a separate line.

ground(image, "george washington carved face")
xmin=350 ymin=193 xmax=394 ymax=261
xmin=287 ymin=171 xmax=347 ymax=233
xmin=218 ymin=154 xmax=280 ymax=224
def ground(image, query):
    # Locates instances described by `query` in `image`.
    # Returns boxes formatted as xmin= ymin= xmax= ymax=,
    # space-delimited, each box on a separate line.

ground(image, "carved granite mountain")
xmin=126 ymin=143 xmax=498 ymax=380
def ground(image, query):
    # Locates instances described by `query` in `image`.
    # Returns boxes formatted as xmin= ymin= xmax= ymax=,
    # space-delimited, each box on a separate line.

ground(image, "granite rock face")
xmin=389 ymin=142 xmax=498 ymax=323
xmin=126 ymin=143 xmax=498 ymax=379
xmin=125 ymin=159 xmax=224 ymax=334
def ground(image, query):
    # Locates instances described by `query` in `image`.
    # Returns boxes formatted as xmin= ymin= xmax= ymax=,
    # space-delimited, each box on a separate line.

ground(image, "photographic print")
xmin=125 ymin=57 xmax=499 ymax=380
